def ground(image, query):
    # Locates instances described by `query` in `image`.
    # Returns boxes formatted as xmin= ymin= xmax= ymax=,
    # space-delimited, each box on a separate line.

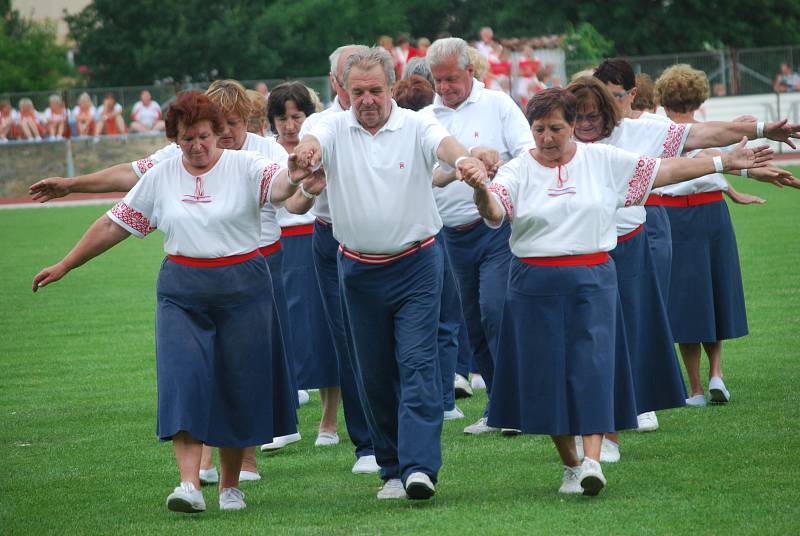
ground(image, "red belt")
xmin=281 ymin=224 xmax=314 ymax=237
xmin=645 ymin=191 xmax=723 ymax=207
xmin=617 ymin=224 xmax=643 ymax=243
xmin=520 ymin=252 xmax=609 ymax=267
xmin=168 ymin=250 xmax=259 ymax=268
xmin=449 ymin=218 xmax=483 ymax=231
xmin=315 ymin=217 xmax=331 ymax=227
xmin=339 ymin=236 xmax=436 ymax=265
xmin=258 ymin=240 xmax=282 ymax=257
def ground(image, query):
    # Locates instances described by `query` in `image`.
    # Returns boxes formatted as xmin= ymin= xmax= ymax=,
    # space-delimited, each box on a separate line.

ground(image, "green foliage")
xmin=0 ymin=5 xmax=74 ymax=92
xmin=562 ymin=21 xmax=614 ymax=63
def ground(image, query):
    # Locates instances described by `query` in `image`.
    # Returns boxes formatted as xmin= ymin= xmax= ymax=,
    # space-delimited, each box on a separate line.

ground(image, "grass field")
xmin=1 ymin=174 xmax=799 ymax=535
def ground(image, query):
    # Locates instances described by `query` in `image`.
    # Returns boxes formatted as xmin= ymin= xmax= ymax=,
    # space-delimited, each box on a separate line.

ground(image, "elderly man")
xmin=293 ymin=47 xmax=488 ymax=501
xmin=423 ymin=37 xmax=534 ymax=435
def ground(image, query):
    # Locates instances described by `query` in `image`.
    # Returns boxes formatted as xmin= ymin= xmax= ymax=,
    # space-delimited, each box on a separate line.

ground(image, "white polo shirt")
xmin=130 ymin=132 xmax=288 ymax=247
xmin=308 ymin=100 xmax=448 ymax=254
xmin=298 ymin=97 xmax=347 ymax=223
xmin=420 ymin=80 xmax=533 ymax=227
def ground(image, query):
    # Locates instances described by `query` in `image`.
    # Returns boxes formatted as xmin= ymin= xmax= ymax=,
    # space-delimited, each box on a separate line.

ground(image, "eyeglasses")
xmin=611 ymin=89 xmax=631 ymax=100
xmin=575 ymin=112 xmax=602 ymax=123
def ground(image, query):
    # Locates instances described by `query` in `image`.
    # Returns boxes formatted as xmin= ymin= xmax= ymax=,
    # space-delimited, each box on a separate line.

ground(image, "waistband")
xmin=447 ymin=218 xmax=483 ymax=232
xmin=519 ymin=252 xmax=609 ymax=267
xmin=281 ymin=224 xmax=314 ymax=237
xmin=258 ymin=240 xmax=283 ymax=257
xmin=617 ymin=224 xmax=643 ymax=243
xmin=339 ymin=236 xmax=436 ymax=265
xmin=645 ymin=191 xmax=723 ymax=207
xmin=167 ymin=250 xmax=259 ymax=268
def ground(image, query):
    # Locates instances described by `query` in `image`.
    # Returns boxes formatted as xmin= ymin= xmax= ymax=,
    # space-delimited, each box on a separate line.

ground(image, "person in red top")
xmin=94 ymin=92 xmax=127 ymax=137
xmin=44 ymin=95 xmax=68 ymax=139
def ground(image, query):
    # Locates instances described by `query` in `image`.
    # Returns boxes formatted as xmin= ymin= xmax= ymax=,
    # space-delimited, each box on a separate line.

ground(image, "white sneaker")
xmin=315 ymin=431 xmax=340 ymax=446
xmin=708 ymin=377 xmax=730 ymax=404
xmin=470 ymin=374 xmax=487 ymax=390
xmin=636 ymin=411 xmax=659 ymax=432
xmin=444 ymin=406 xmax=465 ymax=421
xmin=166 ymin=481 xmax=206 ymax=513
xmin=463 ymin=417 xmax=499 ymax=435
xmin=352 ymin=454 xmax=380 ymax=474
xmin=239 ymin=470 xmax=261 ymax=482
xmin=260 ymin=432 xmax=301 ymax=451
xmin=454 ymin=373 xmax=473 ymax=398
xmin=405 ymin=472 xmax=436 ymax=500
xmin=501 ymin=428 xmax=522 ymax=436
xmin=377 ymin=478 xmax=406 ymax=500
xmin=219 ymin=487 xmax=246 ymax=510
xmin=600 ymin=438 xmax=620 ymax=463
xmin=199 ymin=467 xmax=218 ymax=484
xmin=686 ymin=394 xmax=707 ymax=407
xmin=558 ymin=465 xmax=583 ymax=494
xmin=579 ymin=458 xmax=607 ymax=496
xmin=298 ymin=390 xmax=310 ymax=405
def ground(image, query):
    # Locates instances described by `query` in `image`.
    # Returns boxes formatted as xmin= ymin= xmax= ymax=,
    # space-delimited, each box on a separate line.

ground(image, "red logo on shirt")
xmin=182 ymin=176 xmax=212 ymax=203
xmin=474 ymin=131 xmax=480 ymax=139
xmin=399 ymin=162 xmax=406 ymax=169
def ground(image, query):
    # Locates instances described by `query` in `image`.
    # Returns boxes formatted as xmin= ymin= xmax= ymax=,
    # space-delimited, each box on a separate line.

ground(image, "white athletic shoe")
xmin=579 ymin=458 xmax=607 ymax=496
xmin=315 ymin=431 xmax=340 ymax=446
xmin=501 ymin=428 xmax=522 ymax=436
xmin=199 ymin=467 xmax=218 ymax=485
xmin=352 ymin=454 xmax=380 ymax=474
xmin=636 ymin=411 xmax=659 ymax=432
xmin=558 ymin=465 xmax=583 ymax=494
xmin=708 ymin=377 xmax=730 ymax=404
xmin=454 ymin=374 xmax=473 ymax=398
xmin=470 ymin=374 xmax=487 ymax=390
xmin=260 ymin=432 xmax=301 ymax=451
xmin=219 ymin=487 xmax=246 ymax=510
xmin=405 ymin=472 xmax=436 ymax=500
xmin=600 ymin=438 xmax=621 ymax=463
xmin=686 ymin=394 xmax=707 ymax=407
xmin=444 ymin=406 xmax=465 ymax=421
xmin=166 ymin=481 xmax=206 ymax=513
xmin=298 ymin=390 xmax=310 ymax=405
xmin=377 ymin=478 xmax=406 ymax=500
xmin=239 ymin=470 xmax=261 ymax=482
xmin=463 ymin=417 xmax=499 ymax=435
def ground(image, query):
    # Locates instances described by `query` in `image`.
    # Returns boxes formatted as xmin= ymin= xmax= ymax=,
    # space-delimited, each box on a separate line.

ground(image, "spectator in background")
xmin=475 ymin=26 xmax=497 ymax=59
xmin=416 ymin=37 xmax=430 ymax=57
xmin=539 ymin=64 xmax=560 ymax=89
xmin=403 ymin=56 xmax=435 ymax=87
xmin=245 ymin=89 xmax=268 ymax=136
xmin=1 ymin=99 xmax=14 ymax=142
xmin=631 ymin=73 xmax=657 ymax=115
xmin=130 ymin=90 xmax=165 ymax=134
xmin=467 ymin=47 xmax=488 ymax=83
xmin=773 ymin=62 xmax=800 ymax=93
xmin=392 ymin=74 xmax=435 ymax=111
xmin=44 ymin=95 xmax=68 ymax=139
xmin=395 ymin=34 xmax=419 ymax=69
xmin=515 ymin=47 xmax=545 ymax=107
xmin=72 ymin=92 xmax=97 ymax=137
xmin=94 ymin=92 xmax=127 ymax=138
xmin=712 ymin=83 xmax=727 ymax=97
xmin=378 ymin=35 xmax=403 ymax=80
xmin=16 ymin=98 xmax=43 ymax=141
xmin=255 ymin=81 xmax=269 ymax=97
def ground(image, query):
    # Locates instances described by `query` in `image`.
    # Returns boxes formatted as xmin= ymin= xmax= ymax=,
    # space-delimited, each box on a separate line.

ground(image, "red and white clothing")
xmin=487 ymin=143 xmax=660 ymax=258
xmin=109 ymin=150 xmax=283 ymax=257
xmin=596 ymin=118 xmax=691 ymax=235
xmin=43 ymin=107 xmax=67 ymax=124
xmin=420 ymin=80 xmax=533 ymax=227
xmin=131 ymin=132 xmax=288 ymax=248
xmin=654 ymin=149 xmax=728 ymax=196
xmin=307 ymin=100 xmax=448 ymax=254
xmin=131 ymin=100 xmax=162 ymax=128
xmin=72 ymin=105 xmax=97 ymax=121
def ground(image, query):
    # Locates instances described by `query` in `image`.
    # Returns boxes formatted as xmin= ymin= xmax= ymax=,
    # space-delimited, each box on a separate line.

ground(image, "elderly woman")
xmin=462 ymin=88 xmax=770 ymax=496
xmin=652 ymin=64 xmax=800 ymax=406
xmin=32 ymin=91 xmax=312 ymax=513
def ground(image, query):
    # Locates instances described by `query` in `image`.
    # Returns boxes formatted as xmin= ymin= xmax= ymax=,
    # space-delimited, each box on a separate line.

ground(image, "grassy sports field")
xmin=1 ymin=174 xmax=798 ymax=534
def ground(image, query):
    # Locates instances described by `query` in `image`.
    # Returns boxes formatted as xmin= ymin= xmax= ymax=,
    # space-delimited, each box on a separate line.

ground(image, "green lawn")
xmin=1 ymin=174 xmax=798 ymax=534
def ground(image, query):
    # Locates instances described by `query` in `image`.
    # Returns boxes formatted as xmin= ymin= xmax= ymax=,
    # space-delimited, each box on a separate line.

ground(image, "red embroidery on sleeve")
xmin=260 ymin=163 xmax=282 ymax=206
xmin=625 ymin=156 xmax=657 ymax=207
xmin=660 ymin=123 xmax=688 ymax=158
xmin=136 ymin=158 xmax=154 ymax=176
xmin=110 ymin=202 xmax=155 ymax=236
xmin=487 ymin=182 xmax=514 ymax=221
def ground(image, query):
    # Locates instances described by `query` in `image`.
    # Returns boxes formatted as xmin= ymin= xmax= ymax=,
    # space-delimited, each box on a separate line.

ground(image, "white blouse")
xmin=488 ymin=143 xmax=660 ymax=258
xmin=108 ymin=150 xmax=284 ymax=258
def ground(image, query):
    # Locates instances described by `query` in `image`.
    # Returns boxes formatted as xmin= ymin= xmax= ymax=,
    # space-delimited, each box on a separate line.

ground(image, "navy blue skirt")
xmin=487 ymin=258 xmax=638 ymax=435
xmin=155 ymin=256 xmax=298 ymax=447
xmin=610 ymin=229 xmax=687 ymax=413
xmin=665 ymin=200 xmax=749 ymax=342
xmin=281 ymin=232 xmax=339 ymax=389
xmin=644 ymin=205 xmax=673 ymax=298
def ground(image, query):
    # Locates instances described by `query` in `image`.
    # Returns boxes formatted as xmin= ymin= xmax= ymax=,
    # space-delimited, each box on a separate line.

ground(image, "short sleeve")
xmin=486 ymin=159 xmax=522 ymax=226
xmin=500 ymin=95 xmax=535 ymax=158
xmin=417 ymin=113 xmax=451 ymax=168
xmin=308 ymin=113 xmax=338 ymax=167
xmin=659 ymin=121 xmax=692 ymax=158
xmin=603 ymin=145 xmax=661 ymax=208
xmin=243 ymin=152 xmax=285 ymax=207
xmin=107 ymin=168 xmax=158 ymax=238
xmin=131 ymin=143 xmax=180 ymax=178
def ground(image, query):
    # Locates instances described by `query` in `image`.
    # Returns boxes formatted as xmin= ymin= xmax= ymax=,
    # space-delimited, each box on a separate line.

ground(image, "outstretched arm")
xmin=32 ymin=215 xmax=130 ymax=292
xmin=29 ymin=163 xmax=139 ymax=202
xmin=654 ymin=138 xmax=771 ymax=188
xmin=686 ymin=119 xmax=800 ymax=151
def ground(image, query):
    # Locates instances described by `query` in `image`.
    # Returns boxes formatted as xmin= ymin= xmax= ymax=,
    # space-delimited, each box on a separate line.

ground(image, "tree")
xmin=0 ymin=2 xmax=74 ymax=92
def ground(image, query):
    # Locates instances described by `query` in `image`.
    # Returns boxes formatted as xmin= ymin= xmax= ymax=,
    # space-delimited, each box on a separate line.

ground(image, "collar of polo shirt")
xmin=433 ymin=80 xmax=484 ymax=112
xmin=346 ymin=99 xmax=404 ymax=133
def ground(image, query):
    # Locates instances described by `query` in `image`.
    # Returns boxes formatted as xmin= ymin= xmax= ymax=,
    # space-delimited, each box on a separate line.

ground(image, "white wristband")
xmin=739 ymin=169 xmax=749 ymax=178
xmin=454 ymin=156 xmax=468 ymax=168
xmin=756 ymin=121 xmax=765 ymax=138
xmin=287 ymin=172 xmax=302 ymax=187
xmin=713 ymin=155 xmax=724 ymax=173
xmin=300 ymin=183 xmax=317 ymax=199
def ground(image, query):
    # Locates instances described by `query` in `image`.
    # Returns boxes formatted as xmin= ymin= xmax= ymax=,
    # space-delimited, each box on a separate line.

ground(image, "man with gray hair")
xmin=423 ymin=36 xmax=534 ymax=436
xmin=292 ymin=46 xmax=489 ymax=501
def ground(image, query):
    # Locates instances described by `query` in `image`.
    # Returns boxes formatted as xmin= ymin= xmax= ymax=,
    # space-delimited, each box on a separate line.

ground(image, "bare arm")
xmin=32 ymin=215 xmax=131 ymax=292
xmin=685 ymin=119 xmax=800 ymax=151
xmin=460 ymin=173 xmax=505 ymax=227
xmin=284 ymin=170 xmax=327 ymax=214
xmin=434 ymin=137 xmax=489 ymax=187
xmin=724 ymin=178 xmax=765 ymax=205
xmin=654 ymin=138 xmax=771 ymax=188
xmin=29 ymin=163 xmax=139 ymax=202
